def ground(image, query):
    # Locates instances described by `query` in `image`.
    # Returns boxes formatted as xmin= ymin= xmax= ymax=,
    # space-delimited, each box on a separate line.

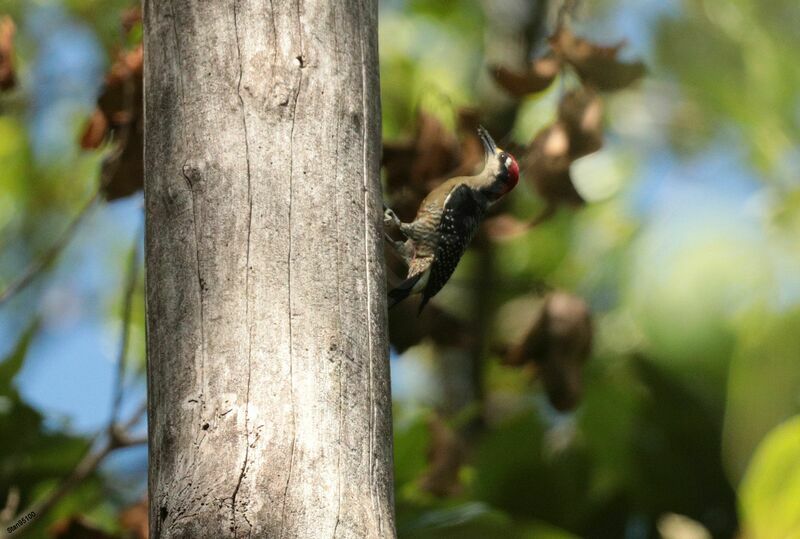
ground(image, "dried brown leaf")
xmin=388 ymin=301 xmax=471 ymax=354
xmin=522 ymin=123 xmax=585 ymax=207
xmin=103 ymin=114 xmax=143 ymax=201
xmin=558 ymin=87 xmax=604 ymax=159
xmin=490 ymin=55 xmax=561 ymax=98
xmin=412 ymin=112 xmax=460 ymax=185
xmin=382 ymin=142 xmax=421 ymax=222
xmin=101 ymin=44 xmax=143 ymax=113
xmin=419 ymin=414 xmax=465 ymax=497
xmin=119 ymin=497 xmax=148 ymax=539
xmin=79 ymin=43 xmax=144 ymax=200
xmin=0 ymin=15 xmax=16 ymax=91
xmin=505 ymin=291 xmax=592 ymax=411
xmin=520 ymin=88 xmax=605 ymax=208
xmin=382 ymin=111 xmax=472 ymax=221
xmin=550 ymin=27 xmax=645 ymax=91
xmin=121 ymin=7 xmax=142 ymax=35
xmin=80 ymin=109 xmax=109 ymax=150
xmin=453 ymin=108 xmax=485 ymax=175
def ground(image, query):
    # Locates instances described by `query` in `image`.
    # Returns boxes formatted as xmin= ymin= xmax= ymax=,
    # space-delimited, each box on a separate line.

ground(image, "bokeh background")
xmin=0 ymin=0 xmax=798 ymax=537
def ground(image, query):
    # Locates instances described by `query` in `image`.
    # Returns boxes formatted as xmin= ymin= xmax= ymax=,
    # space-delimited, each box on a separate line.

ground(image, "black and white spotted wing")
xmin=420 ymin=184 xmax=487 ymax=311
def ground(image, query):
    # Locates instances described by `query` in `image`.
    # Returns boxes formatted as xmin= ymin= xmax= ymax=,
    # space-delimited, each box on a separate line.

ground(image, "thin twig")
xmin=110 ymin=225 xmax=142 ymax=424
xmin=0 ymin=486 xmax=19 ymax=525
xmin=0 ymin=48 xmax=137 ymax=308
xmin=0 ymin=129 xmax=131 ymax=308
xmin=0 ymin=22 xmax=144 ymax=537
xmin=0 ymin=189 xmax=102 ymax=307
xmin=3 ymin=224 xmax=145 ymax=532
xmin=555 ymin=0 xmax=579 ymax=31
xmin=122 ymin=400 xmax=147 ymax=433
xmin=8 ymin=403 xmax=147 ymax=532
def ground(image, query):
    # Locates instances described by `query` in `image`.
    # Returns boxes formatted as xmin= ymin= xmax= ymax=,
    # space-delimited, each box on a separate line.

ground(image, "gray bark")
xmin=143 ymin=1 xmax=395 ymax=537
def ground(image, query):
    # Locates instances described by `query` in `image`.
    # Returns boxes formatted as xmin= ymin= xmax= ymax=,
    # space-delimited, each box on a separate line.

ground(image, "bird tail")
xmin=417 ymin=295 xmax=431 ymax=315
xmin=388 ymin=274 xmax=422 ymax=309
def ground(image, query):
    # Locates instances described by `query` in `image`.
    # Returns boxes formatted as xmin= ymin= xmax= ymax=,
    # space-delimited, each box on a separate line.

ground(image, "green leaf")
xmin=739 ymin=415 xmax=800 ymax=539
xmin=398 ymin=501 xmax=578 ymax=539
xmin=401 ymin=501 xmax=509 ymax=535
xmin=0 ymin=319 xmax=38 ymax=392
xmin=472 ymin=411 xmax=592 ymax=530
xmin=723 ymin=307 xmax=800 ymax=481
xmin=394 ymin=407 xmax=432 ymax=489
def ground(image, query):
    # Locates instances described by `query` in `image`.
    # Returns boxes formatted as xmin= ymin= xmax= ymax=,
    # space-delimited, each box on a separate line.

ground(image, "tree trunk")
xmin=143 ymin=1 xmax=394 ymax=537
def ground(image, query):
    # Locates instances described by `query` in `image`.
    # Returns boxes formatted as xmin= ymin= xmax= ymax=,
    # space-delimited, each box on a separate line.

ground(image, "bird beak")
xmin=478 ymin=125 xmax=498 ymax=156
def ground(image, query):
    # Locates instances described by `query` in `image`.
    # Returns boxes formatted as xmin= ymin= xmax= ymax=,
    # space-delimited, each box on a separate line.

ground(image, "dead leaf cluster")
xmin=523 ymin=86 xmax=602 ymax=210
xmin=491 ymin=26 xmax=645 ymax=97
xmin=379 ymin=26 xmax=637 ymax=415
xmin=79 ymin=14 xmax=143 ymax=200
xmin=418 ymin=414 xmax=466 ymax=497
xmin=549 ymin=27 xmax=646 ymax=92
xmin=484 ymin=26 xmax=645 ymax=238
xmin=503 ymin=291 xmax=592 ymax=411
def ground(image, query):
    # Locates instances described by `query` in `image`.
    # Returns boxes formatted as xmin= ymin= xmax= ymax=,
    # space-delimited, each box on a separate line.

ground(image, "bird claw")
xmin=384 ymin=234 xmax=414 ymax=265
xmin=383 ymin=207 xmax=401 ymax=230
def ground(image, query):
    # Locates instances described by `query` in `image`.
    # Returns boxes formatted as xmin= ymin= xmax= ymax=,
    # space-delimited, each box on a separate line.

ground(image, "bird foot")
xmin=383 ymin=206 xmax=402 ymax=230
xmin=384 ymin=233 xmax=414 ymax=265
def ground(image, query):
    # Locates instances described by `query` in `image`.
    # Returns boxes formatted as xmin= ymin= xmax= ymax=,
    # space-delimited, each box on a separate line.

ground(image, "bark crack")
xmin=332 ymin=8 xmax=344 ymax=530
xmin=181 ymin=162 xmax=207 ymax=417
xmin=269 ymin=0 xmax=278 ymax=65
xmin=357 ymin=3 xmax=382 ymax=534
xmin=231 ymin=2 xmax=254 ymax=536
xmin=168 ymin=0 xmax=186 ymax=106
xmin=170 ymin=0 xmax=206 ymax=416
xmin=279 ymin=3 xmax=304 ymax=537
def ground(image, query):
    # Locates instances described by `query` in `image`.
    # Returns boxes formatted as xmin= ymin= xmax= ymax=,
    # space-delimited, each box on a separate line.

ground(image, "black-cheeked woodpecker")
xmin=384 ymin=126 xmax=520 ymax=312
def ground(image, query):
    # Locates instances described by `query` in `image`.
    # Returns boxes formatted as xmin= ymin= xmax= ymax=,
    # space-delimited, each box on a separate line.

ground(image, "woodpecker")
xmin=384 ymin=126 xmax=520 ymax=312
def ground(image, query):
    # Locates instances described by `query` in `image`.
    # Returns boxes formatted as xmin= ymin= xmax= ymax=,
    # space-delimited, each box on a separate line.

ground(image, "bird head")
xmin=478 ymin=126 xmax=520 ymax=200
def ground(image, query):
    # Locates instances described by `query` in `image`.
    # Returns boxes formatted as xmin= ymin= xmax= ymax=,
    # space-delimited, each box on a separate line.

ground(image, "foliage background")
xmin=0 ymin=0 xmax=798 ymax=537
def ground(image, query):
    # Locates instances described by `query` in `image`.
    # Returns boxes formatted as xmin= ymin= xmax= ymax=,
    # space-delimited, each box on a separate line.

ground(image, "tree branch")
xmin=4 ymin=226 xmax=145 ymax=530
xmin=8 ymin=403 xmax=147 ymax=531
xmin=0 ymin=189 xmax=101 ymax=307
xmin=0 ymin=63 xmax=137 ymax=308
xmin=0 ymin=486 xmax=19 ymax=525
xmin=555 ymin=0 xmax=580 ymax=31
